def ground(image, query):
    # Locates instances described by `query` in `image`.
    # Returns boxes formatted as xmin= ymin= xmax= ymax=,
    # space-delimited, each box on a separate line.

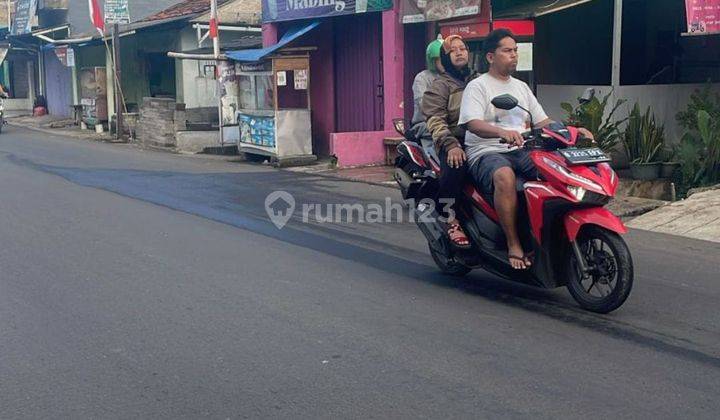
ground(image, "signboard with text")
xmin=685 ymin=0 xmax=720 ymax=35
xmin=440 ymin=22 xmax=489 ymax=39
xmin=263 ymin=0 xmax=393 ymax=23
xmin=11 ymin=0 xmax=38 ymax=36
xmin=105 ymin=0 xmax=131 ymax=25
xmin=401 ymin=0 xmax=480 ymax=24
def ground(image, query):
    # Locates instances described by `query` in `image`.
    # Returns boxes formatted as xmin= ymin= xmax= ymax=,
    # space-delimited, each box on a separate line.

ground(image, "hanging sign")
xmin=66 ymin=48 xmax=75 ymax=67
xmin=685 ymin=0 xmax=720 ymax=35
xmin=105 ymin=0 xmax=131 ymax=25
xmin=11 ymin=0 xmax=38 ymax=35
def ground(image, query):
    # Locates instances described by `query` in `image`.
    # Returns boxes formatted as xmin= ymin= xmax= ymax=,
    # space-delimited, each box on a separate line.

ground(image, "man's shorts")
xmin=470 ymin=149 xmax=539 ymax=196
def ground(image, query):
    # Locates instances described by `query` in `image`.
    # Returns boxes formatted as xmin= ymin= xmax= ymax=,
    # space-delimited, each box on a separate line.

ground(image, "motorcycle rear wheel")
xmin=429 ymin=243 xmax=472 ymax=277
xmin=566 ymin=226 xmax=633 ymax=314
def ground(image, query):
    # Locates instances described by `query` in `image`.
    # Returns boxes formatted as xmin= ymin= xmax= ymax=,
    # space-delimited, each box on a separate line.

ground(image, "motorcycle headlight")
xmin=567 ymin=185 xmax=586 ymax=201
xmin=542 ymin=157 xmax=603 ymax=192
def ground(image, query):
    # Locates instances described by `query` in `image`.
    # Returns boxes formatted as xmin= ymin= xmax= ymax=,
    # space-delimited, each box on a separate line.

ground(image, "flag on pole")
xmin=209 ymin=0 xmax=219 ymax=39
xmin=88 ymin=0 xmax=105 ymax=34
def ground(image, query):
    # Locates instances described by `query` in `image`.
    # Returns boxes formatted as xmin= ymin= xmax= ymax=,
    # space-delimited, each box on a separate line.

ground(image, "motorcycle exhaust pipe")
xmin=394 ymin=167 xmax=423 ymax=200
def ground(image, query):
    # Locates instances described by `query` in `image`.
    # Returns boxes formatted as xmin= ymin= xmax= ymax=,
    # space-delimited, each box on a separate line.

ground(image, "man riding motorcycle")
xmin=458 ymin=29 xmax=594 ymax=270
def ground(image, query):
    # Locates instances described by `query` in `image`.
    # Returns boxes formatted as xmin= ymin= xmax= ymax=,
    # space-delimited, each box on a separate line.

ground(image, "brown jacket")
xmin=421 ymin=71 xmax=478 ymax=153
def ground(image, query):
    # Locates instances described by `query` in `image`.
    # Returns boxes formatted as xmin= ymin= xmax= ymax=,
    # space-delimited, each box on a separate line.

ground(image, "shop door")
xmin=44 ymin=50 xmax=73 ymax=117
xmin=333 ymin=13 xmax=384 ymax=132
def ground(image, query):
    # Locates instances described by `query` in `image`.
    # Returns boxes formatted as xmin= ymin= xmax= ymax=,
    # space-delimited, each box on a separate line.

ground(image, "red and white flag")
xmin=88 ymin=0 xmax=105 ymax=34
xmin=209 ymin=0 xmax=219 ymax=39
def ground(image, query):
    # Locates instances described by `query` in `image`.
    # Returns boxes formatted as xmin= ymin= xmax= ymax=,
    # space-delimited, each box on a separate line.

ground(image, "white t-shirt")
xmin=458 ymin=73 xmax=549 ymax=163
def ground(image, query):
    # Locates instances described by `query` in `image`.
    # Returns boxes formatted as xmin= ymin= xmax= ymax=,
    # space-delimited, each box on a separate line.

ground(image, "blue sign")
xmin=263 ymin=0 xmax=393 ymax=23
xmin=12 ymin=0 xmax=38 ymax=36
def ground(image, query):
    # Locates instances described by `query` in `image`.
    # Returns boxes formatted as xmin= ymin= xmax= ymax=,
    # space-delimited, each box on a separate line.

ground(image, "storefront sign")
xmin=105 ymin=0 xmax=131 ymax=25
xmin=440 ymin=22 xmax=489 ymax=39
xmin=238 ymin=61 xmax=272 ymax=72
xmin=685 ymin=0 xmax=720 ymax=34
xmin=263 ymin=0 xmax=393 ymax=23
xmin=11 ymin=0 xmax=38 ymax=36
xmin=401 ymin=0 xmax=480 ymax=24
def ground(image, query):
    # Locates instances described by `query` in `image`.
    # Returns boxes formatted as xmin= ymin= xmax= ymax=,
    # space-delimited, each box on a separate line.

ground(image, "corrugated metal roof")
xmin=66 ymin=0 xmax=181 ymax=35
xmin=141 ymin=0 xmax=233 ymax=22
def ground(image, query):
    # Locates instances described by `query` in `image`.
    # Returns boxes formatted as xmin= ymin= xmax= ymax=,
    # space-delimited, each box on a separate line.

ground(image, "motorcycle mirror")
xmin=579 ymin=88 xmax=595 ymax=104
xmin=491 ymin=94 xmax=519 ymax=111
xmin=393 ymin=118 xmax=405 ymax=136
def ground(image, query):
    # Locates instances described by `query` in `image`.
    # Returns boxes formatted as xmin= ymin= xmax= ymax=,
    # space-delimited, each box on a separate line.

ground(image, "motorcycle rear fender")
xmin=564 ymin=207 xmax=628 ymax=242
xmin=397 ymin=141 xmax=429 ymax=169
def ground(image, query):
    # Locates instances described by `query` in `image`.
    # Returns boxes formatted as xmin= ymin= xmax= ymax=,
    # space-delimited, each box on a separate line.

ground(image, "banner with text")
xmin=401 ymin=0 xmax=480 ymax=24
xmin=685 ymin=0 xmax=720 ymax=35
xmin=263 ymin=0 xmax=393 ymax=23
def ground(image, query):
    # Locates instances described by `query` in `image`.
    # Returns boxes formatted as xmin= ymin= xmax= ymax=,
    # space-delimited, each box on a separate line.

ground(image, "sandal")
xmin=524 ymin=251 xmax=535 ymax=266
xmin=508 ymin=254 xmax=530 ymax=270
xmin=447 ymin=223 xmax=471 ymax=249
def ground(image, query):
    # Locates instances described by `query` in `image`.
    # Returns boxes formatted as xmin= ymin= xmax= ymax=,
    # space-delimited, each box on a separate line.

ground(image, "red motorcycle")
xmin=394 ymin=92 xmax=633 ymax=313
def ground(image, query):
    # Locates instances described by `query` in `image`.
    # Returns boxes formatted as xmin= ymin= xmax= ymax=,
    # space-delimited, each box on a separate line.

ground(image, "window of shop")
xmin=533 ymin=0 xmax=613 ymax=86
xmin=621 ymin=0 xmax=720 ymax=85
xmin=238 ymin=72 xmax=275 ymax=110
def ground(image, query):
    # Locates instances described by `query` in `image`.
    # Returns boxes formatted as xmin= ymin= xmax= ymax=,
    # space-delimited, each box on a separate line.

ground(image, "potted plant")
xmin=623 ymin=102 xmax=665 ymax=180
xmin=659 ymin=148 xmax=681 ymax=178
xmin=561 ymin=89 xmax=627 ymax=155
xmin=676 ymin=110 xmax=720 ymax=193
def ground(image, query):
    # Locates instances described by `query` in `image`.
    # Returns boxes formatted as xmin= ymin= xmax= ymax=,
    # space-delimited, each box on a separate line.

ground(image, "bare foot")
xmin=508 ymin=245 xmax=530 ymax=270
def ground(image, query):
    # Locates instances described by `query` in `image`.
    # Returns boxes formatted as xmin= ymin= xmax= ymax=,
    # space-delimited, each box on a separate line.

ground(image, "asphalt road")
xmin=1 ymin=125 xmax=719 ymax=419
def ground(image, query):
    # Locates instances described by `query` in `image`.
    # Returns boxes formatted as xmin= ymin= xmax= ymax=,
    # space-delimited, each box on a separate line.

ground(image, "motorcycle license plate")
xmin=559 ymin=147 xmax=611 ymax=165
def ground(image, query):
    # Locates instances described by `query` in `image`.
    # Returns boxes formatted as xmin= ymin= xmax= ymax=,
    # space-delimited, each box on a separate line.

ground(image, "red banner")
xmin=685 ymin=0 xmax=720 ymax=35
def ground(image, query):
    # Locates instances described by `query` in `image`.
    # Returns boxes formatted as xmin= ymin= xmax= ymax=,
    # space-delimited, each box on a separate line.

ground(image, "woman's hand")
xmin=447 ymin=147 xmax=466 ymax=169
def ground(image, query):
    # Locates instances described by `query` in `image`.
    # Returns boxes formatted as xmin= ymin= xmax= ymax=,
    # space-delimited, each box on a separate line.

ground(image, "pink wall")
xmin=330 ymin=131 xmax=395 ymax=167
xmin=381 ymin=7 xmax=405 ymax=132
xmin=262 ymin=23 xmax=278 ymax=47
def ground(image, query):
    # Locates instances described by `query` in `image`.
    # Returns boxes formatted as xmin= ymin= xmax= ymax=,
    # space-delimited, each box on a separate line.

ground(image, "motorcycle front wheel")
xmin=565 ymin=226 xmax=633 ymax=314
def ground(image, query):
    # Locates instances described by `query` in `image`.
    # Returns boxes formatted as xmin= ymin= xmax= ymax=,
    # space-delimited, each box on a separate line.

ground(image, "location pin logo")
xmin=265 ymin=191 xmax=295 ymax=229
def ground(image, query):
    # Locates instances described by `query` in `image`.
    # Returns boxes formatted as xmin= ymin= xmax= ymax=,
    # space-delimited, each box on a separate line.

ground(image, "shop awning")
xmin=226 ymin=20 xmax=320 ymax=63
xmin=494 ymin=0 xmax=595 ymax=19
xmin=167 ymin=36 xmax=262 ymax=61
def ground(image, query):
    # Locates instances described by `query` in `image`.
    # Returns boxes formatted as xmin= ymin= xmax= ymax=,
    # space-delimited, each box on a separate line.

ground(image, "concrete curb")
xmin=7 ymin=120 xmax=116 ymax=143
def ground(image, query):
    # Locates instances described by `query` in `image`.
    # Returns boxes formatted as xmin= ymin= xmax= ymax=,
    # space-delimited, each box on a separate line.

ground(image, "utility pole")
xmin=210 ymin=0 xmax=224 ymax=148
xmin=112 ymin=23 xmax=123 ymax=141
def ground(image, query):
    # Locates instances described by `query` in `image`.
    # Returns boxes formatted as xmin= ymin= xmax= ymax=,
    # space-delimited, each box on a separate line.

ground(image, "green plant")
xmin=676 ymin=83 xmax=720 ymax=132
xmin=561 ymin=90 xmax=627 ymax=152
xmin=675 ymin=110 xmax=720 ymax=196
xmin=623 ymin=103 xmax=665 ymax=164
